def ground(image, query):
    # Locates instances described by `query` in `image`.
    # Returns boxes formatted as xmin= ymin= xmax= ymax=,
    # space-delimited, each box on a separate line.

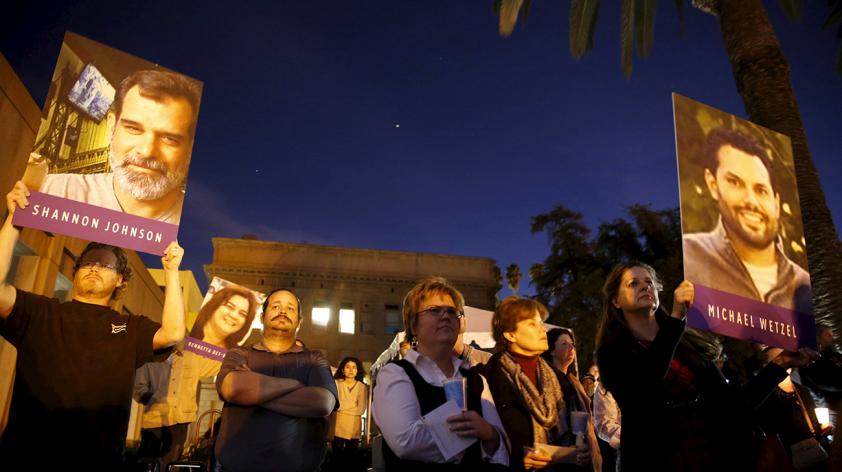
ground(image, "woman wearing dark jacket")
xmin=484 ymin=297 xmax=601 ymax=471
xmin=595 ymin=262 xmax=815 ymax=471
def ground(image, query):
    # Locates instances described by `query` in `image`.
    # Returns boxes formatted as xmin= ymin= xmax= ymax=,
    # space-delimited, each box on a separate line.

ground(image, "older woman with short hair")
xmin=373 ymin=276 xmax=508 ymax=470
xmin=484 ymin=297 xmax=601 ymax=471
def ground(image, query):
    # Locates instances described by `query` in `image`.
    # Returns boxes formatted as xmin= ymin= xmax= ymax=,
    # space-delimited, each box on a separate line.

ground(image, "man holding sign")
xmin=0 ymin=181 xmax=186 ymax=467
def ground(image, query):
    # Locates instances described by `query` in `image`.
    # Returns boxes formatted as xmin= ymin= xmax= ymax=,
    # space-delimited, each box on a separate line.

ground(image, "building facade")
xmin=204 ymin=237 xmax=500 ymax=368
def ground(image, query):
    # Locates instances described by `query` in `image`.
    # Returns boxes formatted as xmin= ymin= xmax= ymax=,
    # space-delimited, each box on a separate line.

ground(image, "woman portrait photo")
xmin=188 ymin=284 xmax=259 ymax=349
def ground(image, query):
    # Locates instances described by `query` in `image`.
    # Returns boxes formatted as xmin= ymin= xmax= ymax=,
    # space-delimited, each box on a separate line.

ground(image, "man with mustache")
xmin=0 ymin=181 xmax=186 ymax=468
xmin=214 ymin=288 xmax=339 ymax=472
xmin=39 ymin=69 xmax=201 ymax=225
xmin=683 ymin=127 xmax=811 ymax=313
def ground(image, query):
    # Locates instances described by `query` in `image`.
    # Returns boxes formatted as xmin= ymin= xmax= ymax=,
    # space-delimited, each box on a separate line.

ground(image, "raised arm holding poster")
xmin=11 ymin=32 xmax=203 ymax=255
xmin=133 ymin=278 xmax=264 ymax=466
xmin=673 ymin=93 xmax=815 ymax=351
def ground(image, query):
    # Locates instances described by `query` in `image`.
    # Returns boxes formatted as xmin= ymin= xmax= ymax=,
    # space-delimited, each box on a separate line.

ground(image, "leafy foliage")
xmin=530 ymin=204 xmax=683 ymax=368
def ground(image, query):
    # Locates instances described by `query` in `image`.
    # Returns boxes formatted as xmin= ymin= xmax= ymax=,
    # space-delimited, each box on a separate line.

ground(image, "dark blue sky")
xmin=2 ymin=1 xmax=840 ymax=295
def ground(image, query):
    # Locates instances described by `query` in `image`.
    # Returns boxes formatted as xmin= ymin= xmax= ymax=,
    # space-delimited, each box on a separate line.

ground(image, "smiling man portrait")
xmin=39 ymin=69 xmax=202 ymax=225
xmin=682 ymin=127 xmax=812 ymax=313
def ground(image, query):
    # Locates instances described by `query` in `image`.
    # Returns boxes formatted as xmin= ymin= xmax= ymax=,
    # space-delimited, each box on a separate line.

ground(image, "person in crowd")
xmin=133 ymin=285 xmax=259 ymax=468
xmin=0 ymin=181 xmax=185 ymax=469
xmin=755 ymin=346 xmax=830 ymax=472
xmin=373 ymin=276 xmax=508 ymax=470
xmin=595 ymin=261 xmax=817 ymax=471
xmin=797 ymin=324 xmax=842 ymax=470
xmin=580 ymin=364 xmax=598 ymax=400
xmin=333 ymin=356 xmax=369 ymax=471
xmin=484 ymin=297 xmax=600 ymax=471
xmin=592 ymin=382 xmax=620 ymax=472
xmin=542 ymin=327 xmax=602 ymax=471
xmin=214 ymin=288 xmax=338 ymax=472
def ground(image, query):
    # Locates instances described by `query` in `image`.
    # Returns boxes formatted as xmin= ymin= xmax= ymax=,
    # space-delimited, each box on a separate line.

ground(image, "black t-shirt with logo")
xmin=0 ymin=289 xmax=160 ymax=468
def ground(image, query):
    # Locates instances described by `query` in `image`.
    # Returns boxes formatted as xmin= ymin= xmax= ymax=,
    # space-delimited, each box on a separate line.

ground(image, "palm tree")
xmin=505 ymin=263 xmax=523 ymax=296
xmin=495 ymin=0 xmax=842 ymax=329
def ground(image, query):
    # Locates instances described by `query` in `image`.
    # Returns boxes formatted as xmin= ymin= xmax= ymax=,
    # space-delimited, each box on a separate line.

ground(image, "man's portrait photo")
xmin=23 ymin=32 xmax=202 ymax=226
xmin=674 ymin=94 xmax=812 ymax=317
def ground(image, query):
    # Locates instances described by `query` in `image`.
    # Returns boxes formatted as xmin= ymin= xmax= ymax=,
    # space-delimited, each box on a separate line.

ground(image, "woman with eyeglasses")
xmin=372 ymin=276 xmax=509 ymax=470
xmin=541 ymin=327 xmax=602 ymax=471
xmin=595 ymin=261 xmax=817 ymax=471
xmin=484 ymin=297 xmax=601 ymax=471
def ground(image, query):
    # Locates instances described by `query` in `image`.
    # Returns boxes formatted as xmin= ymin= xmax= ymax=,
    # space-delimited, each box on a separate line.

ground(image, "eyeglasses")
xmin=557 ymin=341 xmax=576 ymax=349
xmin=416 ymin=306 xmax=464 ymax=321
xmin=80 ymin=261 xmax=117 ymax=272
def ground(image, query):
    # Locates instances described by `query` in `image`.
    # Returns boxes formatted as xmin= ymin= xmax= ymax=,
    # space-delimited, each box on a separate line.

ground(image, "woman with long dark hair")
xmin=189 ymin=285 xmax=258 ymax=349
xmin=332 ymin=356 xmax=368 ymax=471
xmin=595 ymin=262 xmax=815 ymax=471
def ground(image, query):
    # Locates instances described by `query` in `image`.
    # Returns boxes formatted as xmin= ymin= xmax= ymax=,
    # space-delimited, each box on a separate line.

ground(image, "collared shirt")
xmin=41 ymin=172 xmax=184 ymax=224
xmin=214 ymin=340 xmax=338 ymax=472
xmin=683 ymin=219 xmax=812 ymax=314
xmin=593 ymin=382 xmax=621 ymax=449
xmin=373 ymin=348 xmax=509 ymax=465
xmin=334 ymin=378 xmax=368 ymax=439
xmin=135 ymin=343 xmax=222 ymax=428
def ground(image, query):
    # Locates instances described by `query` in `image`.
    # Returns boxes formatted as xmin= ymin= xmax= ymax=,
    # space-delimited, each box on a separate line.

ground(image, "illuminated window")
xmin=339 ymin=302 xmax=355 ymax=334
xmin=312 ymin=301 xmax=330 ymax=328
xmin=384 ymin=305 xmax=402 ymax=335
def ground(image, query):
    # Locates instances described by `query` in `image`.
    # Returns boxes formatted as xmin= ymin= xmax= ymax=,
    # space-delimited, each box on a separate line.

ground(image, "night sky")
xmin=2 ymin=1 xmax=840 ymax=296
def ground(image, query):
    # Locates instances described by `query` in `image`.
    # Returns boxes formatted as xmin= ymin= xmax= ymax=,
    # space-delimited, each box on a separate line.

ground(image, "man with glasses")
xmin=0 ymin=181 xmax=186 ymax=468
xmin=214 ymin=288 xmax=338 ymax=472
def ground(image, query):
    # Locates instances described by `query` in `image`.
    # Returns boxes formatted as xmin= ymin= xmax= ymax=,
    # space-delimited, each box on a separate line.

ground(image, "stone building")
xmin=204 ymin=236 xmax=500 ymax=368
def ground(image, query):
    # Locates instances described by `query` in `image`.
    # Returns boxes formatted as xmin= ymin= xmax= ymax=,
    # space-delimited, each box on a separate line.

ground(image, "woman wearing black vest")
xmin=372 ymin=277 xmax=509 ymax=470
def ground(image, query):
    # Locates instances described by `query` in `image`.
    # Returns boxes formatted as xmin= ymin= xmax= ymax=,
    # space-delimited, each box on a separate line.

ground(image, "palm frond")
xmin=634 ymin=0 xmax=658 ymax=58
xmin=570 ymin=0 xmax=602 ymax=59
xmin=621 ymin=0 xmax=635 ymax=77
xmin=674 ymin=0 xmax=685 ymax=35
xmin=777 ymin=0 xmax=805 ymax=22
xmin=521 ymin=0 xmax=534 ymax=26
xmin=823 ymin=0 xmax=842 ymax=30
xmin=499 ymin=0 xmax=526 ymax=37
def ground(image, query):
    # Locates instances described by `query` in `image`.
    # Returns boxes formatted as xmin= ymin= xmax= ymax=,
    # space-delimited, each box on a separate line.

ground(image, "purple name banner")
xmin=12 ymin=191 xmax=177 ymax=255
xmin=183 ymin=337 xmax=227 ymax=362
xmin=687 ymin=284 xmax=817 ymax=351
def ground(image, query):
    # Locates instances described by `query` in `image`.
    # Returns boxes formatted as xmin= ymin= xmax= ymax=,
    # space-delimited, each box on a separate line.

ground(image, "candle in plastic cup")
xmin=571 ymin=411 xmax=589 ymax=435
xmin=815 ymin=407 xmax=829 ymax=427
xmin=22 ymin=154 xmax=48 ymax=191
xmin=443 ymin=378 xmax=467 ymax=410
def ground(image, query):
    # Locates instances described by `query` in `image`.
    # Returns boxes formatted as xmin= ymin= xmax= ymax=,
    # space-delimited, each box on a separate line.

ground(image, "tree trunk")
xmin=716 ymin=0 xmax=842 ymax=330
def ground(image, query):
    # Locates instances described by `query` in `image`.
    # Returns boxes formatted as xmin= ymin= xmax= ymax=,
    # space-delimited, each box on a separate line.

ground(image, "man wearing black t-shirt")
xmin=0 ymin=181 xmax=186 ymax=468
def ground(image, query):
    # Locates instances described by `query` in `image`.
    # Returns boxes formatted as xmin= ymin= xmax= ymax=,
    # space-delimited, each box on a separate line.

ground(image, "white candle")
xmin=815 ymin=407 xmax=830 ymax=426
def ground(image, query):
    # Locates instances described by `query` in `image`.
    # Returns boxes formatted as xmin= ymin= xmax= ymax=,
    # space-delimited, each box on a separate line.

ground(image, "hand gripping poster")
xmin=183 ymin=277 xmax=266 ymax=362
xmin=673 ymin=93 xmax=815 ymax=350
xmin=12 ymin=32 xmax=203 ymax=255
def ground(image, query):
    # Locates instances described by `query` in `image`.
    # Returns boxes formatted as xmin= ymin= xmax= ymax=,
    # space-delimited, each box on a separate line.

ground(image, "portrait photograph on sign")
xmin=12 ymin=31 xmax=203 ymax=255
xmin=184 ymin=277 xmax=266 ymax=362
xmin=673 ymin=93 xmax=815 ymax=350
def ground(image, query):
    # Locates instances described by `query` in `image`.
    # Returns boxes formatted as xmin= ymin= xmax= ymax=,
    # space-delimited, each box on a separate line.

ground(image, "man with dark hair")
xmin=0 ymin=181 xmax=186 ymax=468
xmin=215 ymin=288 xmax=338 ymax=472
xmin=40 ymin=69 xmax=202 ymax=224
xmin=683 ymin=127 xmax=811 ymax=313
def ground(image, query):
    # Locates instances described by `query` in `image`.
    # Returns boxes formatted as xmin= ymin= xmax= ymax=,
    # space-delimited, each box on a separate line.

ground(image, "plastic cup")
xmin=443 ymin=378 xmax=467 ymax=410
xmin=571 ymin=411 xmax=589 ymax=435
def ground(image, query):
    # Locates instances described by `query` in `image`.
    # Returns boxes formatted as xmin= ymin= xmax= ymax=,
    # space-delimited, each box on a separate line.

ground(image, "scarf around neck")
xmin=499 ymin=351 xmax=564 ymax=444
